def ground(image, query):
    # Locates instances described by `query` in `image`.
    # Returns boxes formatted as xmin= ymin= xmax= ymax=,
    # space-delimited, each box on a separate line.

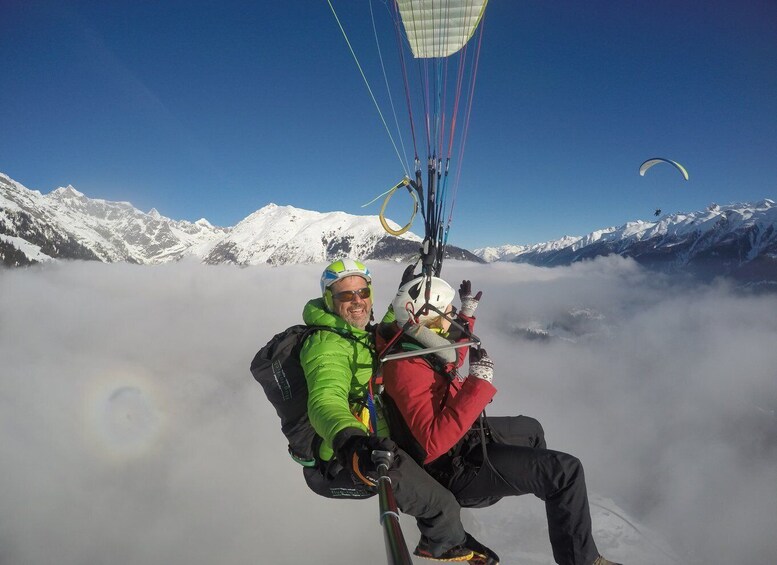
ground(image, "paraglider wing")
xmin=396 ymin=0 xmax=489 ymax=58
xmin=639 ymin=158 xmax=689 ymax=181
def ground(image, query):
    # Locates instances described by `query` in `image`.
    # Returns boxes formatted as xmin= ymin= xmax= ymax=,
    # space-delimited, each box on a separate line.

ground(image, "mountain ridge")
xmin=475 ymin=199 xmax=777 ymax=282
xmin=3 ymin=171 xmax=775 ymax=282
xmin=0 ymin=172 xmax=478 ymax=267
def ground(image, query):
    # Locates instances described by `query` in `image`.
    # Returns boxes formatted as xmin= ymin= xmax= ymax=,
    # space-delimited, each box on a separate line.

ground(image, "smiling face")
xmin=330 ymin=275 xmax=372 ymax=330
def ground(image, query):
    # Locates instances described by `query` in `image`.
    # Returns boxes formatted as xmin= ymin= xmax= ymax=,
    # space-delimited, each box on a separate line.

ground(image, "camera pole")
xmin=372 ymin=450 xmax=413 ymax=565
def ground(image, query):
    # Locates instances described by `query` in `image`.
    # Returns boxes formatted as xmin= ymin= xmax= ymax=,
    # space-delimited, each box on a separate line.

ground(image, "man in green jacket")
xmin=299 ymin=258 xmax=485 ymax=562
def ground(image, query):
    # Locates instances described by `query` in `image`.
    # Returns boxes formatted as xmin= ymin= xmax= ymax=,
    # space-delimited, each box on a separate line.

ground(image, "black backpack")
xmin=250 ymin=324 xmax=351 ymax=467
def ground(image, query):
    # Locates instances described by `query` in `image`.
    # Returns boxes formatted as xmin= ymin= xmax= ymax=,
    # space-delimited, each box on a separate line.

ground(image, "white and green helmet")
xmin=320 ymin=258 xmax=372 ymax=311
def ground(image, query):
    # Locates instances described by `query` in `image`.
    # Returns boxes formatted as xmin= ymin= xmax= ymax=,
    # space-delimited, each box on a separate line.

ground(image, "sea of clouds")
xmin=1 ymin=258 xmax=775 ymax=564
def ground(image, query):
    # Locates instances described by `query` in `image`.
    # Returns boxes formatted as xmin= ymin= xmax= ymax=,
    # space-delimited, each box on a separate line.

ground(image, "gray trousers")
xmin=303 ymin=448 xmax=466 ymax=556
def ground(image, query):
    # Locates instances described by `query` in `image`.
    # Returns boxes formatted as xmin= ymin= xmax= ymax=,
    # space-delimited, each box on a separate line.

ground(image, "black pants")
xmin=303 ymin=447 xmax=467 ymax=557
xmin=436 ymin=416 xmax=600 ymax=565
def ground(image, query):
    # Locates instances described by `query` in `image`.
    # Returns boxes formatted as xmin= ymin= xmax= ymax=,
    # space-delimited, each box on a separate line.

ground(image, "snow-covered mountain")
xmin=0 ymin=172 xmax=478 ymax=267
xmin=200 ymin=204 xmax=421 ymax=266
xmin=475 ymin=200 xmax=777 ymax=282
xmin=5 ymin=170 xmax=775 ymax=282
xmin=0 ymin=173 xmax=227 ymax=265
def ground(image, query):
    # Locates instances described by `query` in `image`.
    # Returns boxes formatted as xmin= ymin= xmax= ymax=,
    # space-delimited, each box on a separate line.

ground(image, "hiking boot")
xmin=465 ymin=533 xmax=500 ymax=565
xmin=413 ymin=543 xmax=474 ymax=562
xmin=592 ymin=556 xmax=622 ymax=565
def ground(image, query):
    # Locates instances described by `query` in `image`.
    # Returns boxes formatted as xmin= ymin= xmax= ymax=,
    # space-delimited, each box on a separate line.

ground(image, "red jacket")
xmin=379 ymin=315 xmax=497 ymax=464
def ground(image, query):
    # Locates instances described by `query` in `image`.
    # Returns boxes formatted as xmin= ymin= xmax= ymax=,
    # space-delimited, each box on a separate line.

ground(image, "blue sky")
xmin=2 ymin=0 xmax=775 ymax=249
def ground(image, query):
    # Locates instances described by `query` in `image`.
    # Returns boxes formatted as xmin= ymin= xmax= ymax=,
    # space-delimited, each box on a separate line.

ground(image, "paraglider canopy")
xmin=639 ymin=158 xmax=689 ymax=181
xmin=396 ymin=0 xmax=488 ymax=58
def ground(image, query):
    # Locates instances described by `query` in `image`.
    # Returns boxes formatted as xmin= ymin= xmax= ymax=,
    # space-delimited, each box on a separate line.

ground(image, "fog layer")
xmin=1 ymin=258 xmax=775 ymax=564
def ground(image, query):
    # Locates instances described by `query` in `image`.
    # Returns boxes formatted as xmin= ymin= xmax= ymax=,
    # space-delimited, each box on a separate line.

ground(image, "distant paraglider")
xmin=639 ymin=157 xmax=689 ymax=181
xmin=639 ymin=157 xmax=688 ymax=219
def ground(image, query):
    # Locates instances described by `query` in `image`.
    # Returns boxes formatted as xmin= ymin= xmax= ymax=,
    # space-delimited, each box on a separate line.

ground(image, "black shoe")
xmin=413 ymin=543 xmax=474 ymax=562
xmin=465 ymin=533 xmax=500 ymax=565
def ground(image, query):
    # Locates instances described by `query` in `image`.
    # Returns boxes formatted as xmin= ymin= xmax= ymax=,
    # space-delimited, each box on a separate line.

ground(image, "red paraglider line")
xmin=449 ymin=11 xmax=485 ymax=230
xmin=391 ymin=0 xmax=420 ymax=164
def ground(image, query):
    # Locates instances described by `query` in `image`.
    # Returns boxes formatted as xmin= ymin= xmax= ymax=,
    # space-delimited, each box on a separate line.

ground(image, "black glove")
xmin=459 ymin=280 xmax=483 ymax=317
xmin=468 ymin=347 xmax=494 ymax=383
xmin=400 ymin=263 xmax=417 ymax=286
xmin=339 ymin=435 xmax=398 ymax=486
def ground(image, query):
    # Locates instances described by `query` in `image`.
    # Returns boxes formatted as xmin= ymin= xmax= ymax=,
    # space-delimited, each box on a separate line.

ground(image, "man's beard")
xmin=341 ymin=307 xmax=371 ymax=330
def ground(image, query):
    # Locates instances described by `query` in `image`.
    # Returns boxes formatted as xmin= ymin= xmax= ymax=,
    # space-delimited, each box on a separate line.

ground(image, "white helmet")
xmin=392 ymin=275 xmax=455 ymax=326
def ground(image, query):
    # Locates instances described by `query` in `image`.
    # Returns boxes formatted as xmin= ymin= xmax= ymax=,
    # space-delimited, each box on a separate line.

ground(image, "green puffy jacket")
xmin=299 ymin=298 xmax=388 ymax=462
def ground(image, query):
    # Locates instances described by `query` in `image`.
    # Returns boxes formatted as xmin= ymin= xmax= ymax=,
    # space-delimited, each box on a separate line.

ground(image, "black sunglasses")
xmin=333 ymin=287 xmax=371 ymax=302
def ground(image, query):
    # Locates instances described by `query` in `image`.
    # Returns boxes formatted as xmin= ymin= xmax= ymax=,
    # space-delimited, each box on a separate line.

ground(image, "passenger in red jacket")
xmin=378 ymin=274 xmax=621 ymax=565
